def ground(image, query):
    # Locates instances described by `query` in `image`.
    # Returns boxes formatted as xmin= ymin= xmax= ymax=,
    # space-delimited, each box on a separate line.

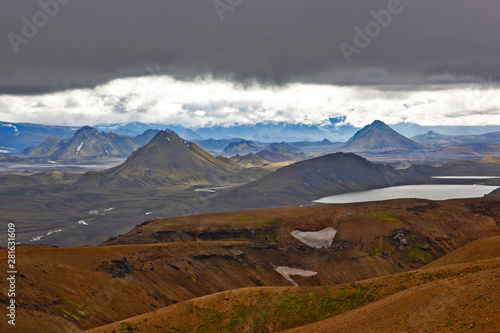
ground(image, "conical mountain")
xmin=77 ymin=131 xmax=243 ymax=187
xmin=341 ymin=120 xmax=422 ymax=150
xmin=23 ymin=136 xmax=66 ymax=157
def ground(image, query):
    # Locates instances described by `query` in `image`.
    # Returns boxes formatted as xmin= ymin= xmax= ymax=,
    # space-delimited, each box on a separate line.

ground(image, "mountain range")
xmin=3 ymin=119 xmax=500 ymax=152
xmin=23 ymin=126 xmax=160 ymax=160
xmin=412 ymin=130 xmax=500 ymax=146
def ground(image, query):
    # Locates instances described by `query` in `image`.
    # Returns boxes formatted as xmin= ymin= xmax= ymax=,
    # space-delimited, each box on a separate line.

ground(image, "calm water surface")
xmin=313 ymin=184 xmax=499 ymax=204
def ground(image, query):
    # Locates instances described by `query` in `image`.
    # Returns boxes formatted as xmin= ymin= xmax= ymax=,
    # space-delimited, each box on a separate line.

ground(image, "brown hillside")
xmin=289 ymin=265 xmax=499 ymax=333
xmin=1 ymin=198 xmax=499 ymax=332
xmin=85 ymin=237 xmax=500 ymax=333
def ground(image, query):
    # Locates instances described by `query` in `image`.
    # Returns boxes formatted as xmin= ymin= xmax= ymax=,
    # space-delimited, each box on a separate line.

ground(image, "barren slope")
xmin=85 ymin=236 xmax=500 ymax=333
xmin=1 ymin=198 xmax=499 ymax=332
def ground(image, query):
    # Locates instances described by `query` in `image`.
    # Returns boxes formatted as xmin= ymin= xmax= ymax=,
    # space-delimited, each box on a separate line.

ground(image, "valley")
xmin=2 ymin=121 xmax=500 ymax=247
xmin=1 ymin=119 xmax=500 ymax=332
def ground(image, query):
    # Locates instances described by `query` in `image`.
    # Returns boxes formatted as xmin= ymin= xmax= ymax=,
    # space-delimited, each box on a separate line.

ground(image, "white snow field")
xmin=291 ymin=227 xmax=337 ymax=248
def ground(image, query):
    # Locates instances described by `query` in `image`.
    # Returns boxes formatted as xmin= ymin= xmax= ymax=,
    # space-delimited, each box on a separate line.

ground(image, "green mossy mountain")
xmin=77 ymin=131 xmax=244 ymax=187
xmin=208 ymin=152 xmax=403 ymax=210
xmin=341 ymin=120 xmax=422 ymax=151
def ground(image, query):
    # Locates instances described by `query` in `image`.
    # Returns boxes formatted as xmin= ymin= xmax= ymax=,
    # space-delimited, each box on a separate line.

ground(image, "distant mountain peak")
xmin=74 ymin=126 xmax=98 ymax=137
xmin=371 ymin=119 xmax=385 ymax=126
xmin=341 ymin=120 xmax=421 ymax=151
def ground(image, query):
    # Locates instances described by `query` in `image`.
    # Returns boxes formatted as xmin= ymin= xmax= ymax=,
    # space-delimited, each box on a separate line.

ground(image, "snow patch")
xmin=1 ymin=123 xmax=19 ymax=135
xmin=194 ymin=186 xmax=233 ymax=193
xmin=29 ymin=235 xmax=44 ymax=242
xmin=291 ymin=227 xmax=337 ymax=248
xmin=46 ymin=229 xmax=63 ymax=236
xmin=89 ymin=207 xmax=115 ymax=215
xmin=76 ymin=141 xmax=84 ymax=154
xmin=275 ymin=266 xmax=318 ymax=286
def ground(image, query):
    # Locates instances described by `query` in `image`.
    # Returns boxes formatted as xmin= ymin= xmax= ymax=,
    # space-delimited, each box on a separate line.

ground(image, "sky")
xmin=1 ymin=0 xmax=499 ymax=127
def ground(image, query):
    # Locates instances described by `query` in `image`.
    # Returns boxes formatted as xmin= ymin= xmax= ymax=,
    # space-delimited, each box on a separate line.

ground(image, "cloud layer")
xmin=1 ymin=75 xmax=499 ymax=127
xmin=1 ymin=0 xmax=500 ymax=94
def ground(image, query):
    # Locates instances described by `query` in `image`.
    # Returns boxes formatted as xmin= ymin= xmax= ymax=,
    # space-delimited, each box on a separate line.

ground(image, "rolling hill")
xmin=3 ymin=197 xmax=499 ymax=333
xmin=76 ymin=130 xmax=245 ymax=187
xmin=341 ymin=120 xmax=422 ymax=151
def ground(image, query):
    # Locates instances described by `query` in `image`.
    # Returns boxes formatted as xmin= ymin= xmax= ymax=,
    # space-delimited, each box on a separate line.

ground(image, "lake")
xmin=432 ymin=176 xmax=500 ymax=179
xmin=313 ymin=184 xmax=499 ymax=204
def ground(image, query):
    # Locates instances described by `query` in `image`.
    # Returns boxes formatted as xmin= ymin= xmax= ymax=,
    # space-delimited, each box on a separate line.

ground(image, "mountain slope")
xmin=130 ymin=129 xmax=160 ymax=146
xmin=223 ymin=140 xmax=262 ymax=154
xmin=341 ymin=120 xmax=422 ymax=151
xmin=6 ymin=197 xmax=499 ymax=333
xmin=76 ymin=131 xmax=244 ymax=187
xmin=0 ymin=120 xmax=77 ymax=151
xmin=436 ymin=142 xmax=500 ymax=156
xmin=22 ymin=136 xmax=66 ymax=157
xmin=230 ymin=153 xmax=270 ymax=167
xmin=25 ymin=127 xmax=161 ymax=160
xmin=49 ymin=126 xmax=140 ymax=159
xmin=265 ymin=141 xmax=301 ymax=154
xmin=412 ymin=130 xmax=500 ymax=146
xmin=208 ymin=152 xmax=406 ymax=210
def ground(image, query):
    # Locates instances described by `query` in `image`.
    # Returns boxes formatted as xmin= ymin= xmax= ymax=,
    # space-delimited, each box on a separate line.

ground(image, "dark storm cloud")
xmin=1 ymin=0 xmax=499 ymax=94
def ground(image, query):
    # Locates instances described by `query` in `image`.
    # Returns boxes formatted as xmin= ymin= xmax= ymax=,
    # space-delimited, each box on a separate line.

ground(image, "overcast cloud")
xmin=1 ymin=76 xmax=499 ymax=127
xmin=1 ymin=0 xmax=499 ymax=126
